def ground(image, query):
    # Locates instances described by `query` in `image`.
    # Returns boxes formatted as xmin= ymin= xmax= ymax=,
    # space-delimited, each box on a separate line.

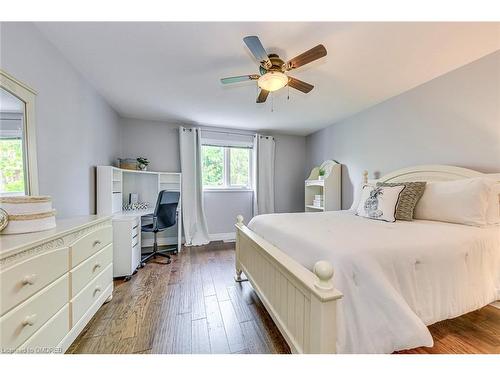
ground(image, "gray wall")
xmin=306 ymin=50 xmax=500 ymax=209
xmin=1 ymin=22 xmax=121 ymax=217
xmin=119 ymin=118 xmax=180 ymax=172
xmin=118 ymin=118 xmax=306 ymax=235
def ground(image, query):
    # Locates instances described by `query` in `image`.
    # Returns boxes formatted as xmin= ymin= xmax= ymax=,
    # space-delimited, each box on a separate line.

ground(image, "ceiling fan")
xmin=220 ymin=36 xmax=327 ymax=103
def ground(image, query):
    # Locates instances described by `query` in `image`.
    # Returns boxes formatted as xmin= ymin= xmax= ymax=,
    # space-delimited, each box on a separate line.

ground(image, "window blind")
xmin=200 ymin=129 xmax=254 ymax=149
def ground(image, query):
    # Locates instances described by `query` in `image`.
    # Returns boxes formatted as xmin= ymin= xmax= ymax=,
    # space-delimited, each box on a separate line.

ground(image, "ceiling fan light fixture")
xmin=257 ymin=71 xmax=288 ymax=92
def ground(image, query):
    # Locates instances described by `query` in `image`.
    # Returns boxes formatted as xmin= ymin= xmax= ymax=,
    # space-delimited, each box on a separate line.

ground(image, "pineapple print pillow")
xmin=356 ymin=184 xmax=406 ymax=222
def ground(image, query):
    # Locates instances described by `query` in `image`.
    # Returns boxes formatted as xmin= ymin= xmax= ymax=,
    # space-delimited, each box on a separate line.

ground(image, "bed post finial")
xmin=236 ymin=215 xmax=244 ymax=226
xmin=362 ymin=170 xmax=369 ymax=184
xmin=313 ymin=261 xmax=334 ymax=290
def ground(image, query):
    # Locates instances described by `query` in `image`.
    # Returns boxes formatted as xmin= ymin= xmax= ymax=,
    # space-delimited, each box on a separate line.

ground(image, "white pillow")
xmin=356 ymin=184 xmax=405 ymax=222
xmin=414 ymin=177 xmax=492 ymax=226
xmin=349 ymin=182 xmax=374 ymax=211
xmin=486 ymin=181 xmax=500 ymax=225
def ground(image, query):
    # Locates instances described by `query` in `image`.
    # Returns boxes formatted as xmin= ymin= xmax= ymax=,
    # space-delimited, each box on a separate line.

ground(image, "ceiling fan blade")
xmin=284 ymin=44 xmax=327 ymax=71
xmin=256 ymin=89 xmax=270 ymax=103
xmin=287 ymin=77 xmax=314 ymax=93
xmin=220 ymin=74 xmax=259 ymax=84
xmin=243 ymin=36 xmax=272 ymax=69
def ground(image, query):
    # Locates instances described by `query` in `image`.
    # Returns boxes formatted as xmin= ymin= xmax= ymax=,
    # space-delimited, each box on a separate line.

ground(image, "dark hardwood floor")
xmin=67 ymin=241 xmax=499 ymax=354
xmin=67 ymin=241 xmax=290 ymax=354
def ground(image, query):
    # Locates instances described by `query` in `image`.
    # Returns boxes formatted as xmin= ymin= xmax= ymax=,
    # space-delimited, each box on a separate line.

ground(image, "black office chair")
xmin=141 ymin=190 xmax=180 ymax=265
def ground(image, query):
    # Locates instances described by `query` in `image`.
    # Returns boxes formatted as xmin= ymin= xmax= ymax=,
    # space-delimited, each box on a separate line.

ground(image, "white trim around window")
xmin=201 ymin=144 xmax=253 ymax=191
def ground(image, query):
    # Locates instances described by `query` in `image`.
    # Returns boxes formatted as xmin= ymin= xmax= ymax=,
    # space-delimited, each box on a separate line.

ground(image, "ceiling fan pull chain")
xmin=287 ymin=85 xmax=290 ymax=101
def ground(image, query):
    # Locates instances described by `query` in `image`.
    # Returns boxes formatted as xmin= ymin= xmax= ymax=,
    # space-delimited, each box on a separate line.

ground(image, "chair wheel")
xmin=124 ymin=275 xmax=132 ymax=282
xmin=140 ymin=262 xmax=146 ymax=268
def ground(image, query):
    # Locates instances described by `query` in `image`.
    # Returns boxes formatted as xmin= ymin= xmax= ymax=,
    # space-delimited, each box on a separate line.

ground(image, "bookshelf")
xmin=305 ymin=160 xmax=341 ymax=212
xmin=97 ymin=166 xmax=181 ymax=215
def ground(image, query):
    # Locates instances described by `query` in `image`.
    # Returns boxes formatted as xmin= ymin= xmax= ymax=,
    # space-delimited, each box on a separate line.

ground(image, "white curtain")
xmin=179 ymin=127 xmax=210 ymax=246
xmin=253 ymin=134 xmax=275 ymax=215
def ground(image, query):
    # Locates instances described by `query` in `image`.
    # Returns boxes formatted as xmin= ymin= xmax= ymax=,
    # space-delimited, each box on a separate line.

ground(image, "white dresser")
xmin=0 ymin=216 xmax=113 ymax=353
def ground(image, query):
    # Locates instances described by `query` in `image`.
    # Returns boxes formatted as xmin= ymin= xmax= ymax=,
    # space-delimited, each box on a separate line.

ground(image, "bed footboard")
xmin=235 ymin=215 xmax=343 ymax=354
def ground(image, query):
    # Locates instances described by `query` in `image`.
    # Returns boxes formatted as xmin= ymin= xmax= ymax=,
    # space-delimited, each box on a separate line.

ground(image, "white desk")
xmin=96 ymin=166 xmax=182 ymax=279
xmin=113 ymin=208 xmax=154 ymax=220
xmin=110 ymin=207 xmax=181 ymax=279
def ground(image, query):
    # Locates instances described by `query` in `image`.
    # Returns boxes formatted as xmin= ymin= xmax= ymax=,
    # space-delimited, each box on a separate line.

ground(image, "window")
xmin=0 ymin=71 xmax=38 ymax=196
xmin=202 ymin=145 xmax=252 ymax=189
xmin=0 ymin=138 xmax=25 ymax=194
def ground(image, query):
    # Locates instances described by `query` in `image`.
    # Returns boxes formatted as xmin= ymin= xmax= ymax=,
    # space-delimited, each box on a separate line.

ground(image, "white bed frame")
xmin=235 ymin=164 xmax=500 ymax=354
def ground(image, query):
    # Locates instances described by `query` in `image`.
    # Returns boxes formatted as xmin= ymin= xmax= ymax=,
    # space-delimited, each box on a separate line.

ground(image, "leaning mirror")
xmin=0 ymin=70 xmax=38 ymax=196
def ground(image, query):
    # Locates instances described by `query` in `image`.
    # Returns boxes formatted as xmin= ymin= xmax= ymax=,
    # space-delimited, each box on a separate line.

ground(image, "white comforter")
xmin=248 ymin=210 xmax=500 ymax=353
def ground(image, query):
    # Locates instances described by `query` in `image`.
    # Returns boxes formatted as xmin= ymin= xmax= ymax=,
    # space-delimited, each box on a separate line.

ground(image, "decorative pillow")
xmin=376 ymin=182 xmax=426 ymax=221
xmin=349 ymin=182 xmax=374 ymax=211
xmin=414 ymin=177 xmax=492 ymax=226
xmin=356 ymin=184 xmax=405 ymax=222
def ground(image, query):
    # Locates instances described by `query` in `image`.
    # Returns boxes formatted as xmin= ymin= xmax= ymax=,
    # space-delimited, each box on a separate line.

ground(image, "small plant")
xmin=137 ymin=157 xmax=149 ymax=170
xmin=319 ymin=168 xmax=325 ymax=177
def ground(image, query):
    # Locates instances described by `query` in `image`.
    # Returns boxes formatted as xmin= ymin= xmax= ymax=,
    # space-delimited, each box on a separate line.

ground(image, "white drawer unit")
xmin=112 ymin=215 xmax=141 ymax=279
xmin=17 ymin=304 xmax=70 ymax=354
xmin=0 ymin=246 xmax=69 ymax=315
xmin=0 ymin=274 xmax=68 ymax=350
xmin=71 ymin=264 xmax=113 ymax=325
xmin=70 ymin=244 xmax=112 ymax=297
xmin=70 ymin=225 xmax=112 ymax=267
xmin=0 ymin=215 xmax=113 ymax=354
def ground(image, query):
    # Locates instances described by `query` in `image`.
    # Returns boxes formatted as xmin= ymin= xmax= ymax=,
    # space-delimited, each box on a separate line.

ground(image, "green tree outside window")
xmin=0 ymin=138 xmax=25 ymax=194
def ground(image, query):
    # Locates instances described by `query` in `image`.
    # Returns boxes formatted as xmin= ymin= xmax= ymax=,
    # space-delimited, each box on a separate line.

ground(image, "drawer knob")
xmin=21 ymin=274 xmax=37 ymax=286
xmin=94 ymin=285 xmax=102 ymax=294
xmin=93 ymin=240 xmax=102 ymax=247
xmin=22 ymin=314 xmax=37 ymax=327
xmin=93 ymin=263 xmax=101 ymax=270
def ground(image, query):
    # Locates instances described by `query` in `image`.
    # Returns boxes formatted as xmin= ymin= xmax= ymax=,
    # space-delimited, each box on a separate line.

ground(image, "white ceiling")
xmin=35 ymin=22 xmax=500 ymax=136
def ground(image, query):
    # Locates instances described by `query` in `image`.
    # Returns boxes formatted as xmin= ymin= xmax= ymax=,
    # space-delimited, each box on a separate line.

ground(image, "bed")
xmin=234 ymin=165 xmax=500 ymax=354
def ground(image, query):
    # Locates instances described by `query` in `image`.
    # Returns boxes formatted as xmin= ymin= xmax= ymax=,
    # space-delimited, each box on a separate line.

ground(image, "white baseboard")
xmin=209 ymin=232 xmax=236 ymax=242
xmin=140 ymin=232 xmax=235 ymax=247
xmin=141 ymin=236 xmax=182 ymax=248
xmin=490 ymin=301 xmax=500 ymax=309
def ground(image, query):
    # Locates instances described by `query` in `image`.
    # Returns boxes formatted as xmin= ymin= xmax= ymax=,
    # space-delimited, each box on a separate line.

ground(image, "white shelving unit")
xmin=97 ymin=166 xmax=183 ymax=279
xmin=305 ymin=160 xmax=341 ymax=212
xmin=97 ymin=166 xmax=181 ymax=215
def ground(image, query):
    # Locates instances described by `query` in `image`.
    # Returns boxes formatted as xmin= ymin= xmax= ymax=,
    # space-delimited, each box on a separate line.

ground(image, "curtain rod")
xmin=180 ymin=126 xmax=256 ymax=137
xmin=180 ymin=126 xmax=274 ymax=140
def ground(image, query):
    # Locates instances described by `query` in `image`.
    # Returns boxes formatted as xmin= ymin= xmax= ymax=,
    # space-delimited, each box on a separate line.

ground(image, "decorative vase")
xmin=138 ymin=164 xmax=147 ymax=171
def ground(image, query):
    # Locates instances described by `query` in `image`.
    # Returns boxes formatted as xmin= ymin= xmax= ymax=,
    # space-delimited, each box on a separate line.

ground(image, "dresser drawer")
xmin=0 ymin=274 xmax=68 ymax=351
xmin=70 ymin=225 xmax=112 ymax=267
xmin=70 ymin=244 xmax=112 ymax=297
xmin=70 ymin=264 xmax=112 ymax=325
xmin=0 ymin=247 xmax=69 ymax=316
xmin=16 ymin=304 xmax=69 ymax=354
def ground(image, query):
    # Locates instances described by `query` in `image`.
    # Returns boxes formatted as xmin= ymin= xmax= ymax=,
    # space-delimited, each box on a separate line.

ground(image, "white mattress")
xmin=248 ymin=210 xmax=500 ymax=353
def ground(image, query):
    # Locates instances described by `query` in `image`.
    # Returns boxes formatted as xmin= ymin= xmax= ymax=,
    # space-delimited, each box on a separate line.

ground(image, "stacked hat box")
xmin=0 ymin=196 xmax=56 ymax=234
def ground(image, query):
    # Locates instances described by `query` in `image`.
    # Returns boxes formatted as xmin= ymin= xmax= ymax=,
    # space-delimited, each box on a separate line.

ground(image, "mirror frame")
xmin=0 ymin=70 xmax=39 ymax=195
